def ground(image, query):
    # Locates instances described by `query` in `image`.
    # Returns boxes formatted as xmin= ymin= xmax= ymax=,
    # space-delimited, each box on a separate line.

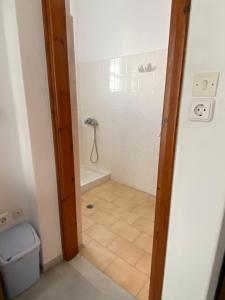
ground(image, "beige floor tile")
xmin=110 ymin=221 xmax=140 ymax=242
xmin=131 ymin=203 xmax=155 ymax=219
xmin=108 ymin=236 xmax=144 ymax=265
xmin=80 ymin=241 xmax=116 ymax=271
xmin=91 ymin=180 xmax=122 ymax=193
xmin=93 ymin=184 xmax=110 ymax=193
xmin=82 ymin=233 xmax=92 ymax=245
xmin=104 ymin=258 xmax=147 ymax=296
xmin=98 ymin=190 xmax=119 ymax=202
xmin=82 ymin=192 xmax=102 ymax=203
xmin=94 ymin=198 xmax=118 ymax=214
xmin=134 ymin=232 xmax=153 ymax=254
xmin=136 ymin=286 xmax=149 ymax=300
xmin=133 ymin=216 xmax=155 ymax=235
xmin=135 ymin=253 xmax=152 ymax=275
xmin=86 ymin=224 xmax=117 ymax=246
xmin=102 ymin=180 xmax=124 ymax=190
xmin=112 ymin=207 xmax=140 ymax=224
xmin=82 ymin=195 xmax=98 ymax=205
xmin=133 ymin=191 xmax=155 ymax=202
xmin=90 ymin=211 xmax=117 ymax=228
xmin=131 ymin=197 xmax=150 ymax=208
xmin=116 ymin=189 xmax=135 ymax=200
xmin=112 ymin=197 xmax=136 ymax=210
xmin=82 ymin=216 xmax=95 ymax=231
xmin=82 ymin=185 xmax=103 ymax=197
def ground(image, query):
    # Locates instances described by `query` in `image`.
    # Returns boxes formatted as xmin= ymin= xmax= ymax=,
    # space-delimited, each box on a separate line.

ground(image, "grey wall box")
xmin=0 ymin=223 xmax=40 ymax=299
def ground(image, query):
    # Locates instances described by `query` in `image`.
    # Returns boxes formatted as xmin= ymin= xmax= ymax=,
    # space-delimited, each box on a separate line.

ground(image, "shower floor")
xmin=80 ymin=167 xmax=110 ymax=192
xmin=80 ymin=180 xmax=155 ymax=300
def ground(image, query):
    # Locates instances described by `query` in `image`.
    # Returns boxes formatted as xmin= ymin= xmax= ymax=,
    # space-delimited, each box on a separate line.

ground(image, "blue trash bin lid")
xmin=0 ymin=223 xmax=40 ymax=264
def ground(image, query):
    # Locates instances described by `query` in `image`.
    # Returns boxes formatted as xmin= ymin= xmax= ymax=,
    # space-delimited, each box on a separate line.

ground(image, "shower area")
xmin=78 ymin=53 xmax=167 ymax=195
xmin=69 ymin=0 xmax=171 ymax=298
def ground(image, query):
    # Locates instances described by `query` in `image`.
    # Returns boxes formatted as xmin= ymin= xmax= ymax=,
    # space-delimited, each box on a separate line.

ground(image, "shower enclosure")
xmin=76 ymin=51 xmax=167 ymax=195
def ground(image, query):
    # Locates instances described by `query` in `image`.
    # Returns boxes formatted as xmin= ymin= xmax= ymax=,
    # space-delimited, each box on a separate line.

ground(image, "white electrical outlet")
xmin=190 ymin=99 xmax=215 ymax=122
xmin=192 ymin=72 xmax=219 ymax=97
xmin=12 ymin=208 xmax=24 ymax=219
xmin=0 ymin=212 xmax=10 ymax=227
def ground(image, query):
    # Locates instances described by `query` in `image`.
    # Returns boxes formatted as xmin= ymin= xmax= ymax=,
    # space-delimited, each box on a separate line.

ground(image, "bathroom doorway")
xmin=70 ymin=1 xmax=170 ymax=298
xmin=42 ymin=0 xmax=190 ymax=299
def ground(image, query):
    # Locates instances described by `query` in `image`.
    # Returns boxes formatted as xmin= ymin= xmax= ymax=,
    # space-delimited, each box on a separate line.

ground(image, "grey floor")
xmin=15 ymin=255 xmax=135 ymax=300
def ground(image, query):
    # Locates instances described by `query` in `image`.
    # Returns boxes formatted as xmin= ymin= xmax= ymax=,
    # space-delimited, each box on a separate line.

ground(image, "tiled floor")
xmin=80 ymin=180 xmax=155 ymax=300
xmin=15 ymin=255 xmax=135 ymax=300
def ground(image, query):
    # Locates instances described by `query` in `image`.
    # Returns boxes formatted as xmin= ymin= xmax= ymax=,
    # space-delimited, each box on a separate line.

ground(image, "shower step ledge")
xmin=80 ymin=169 xmax=110 ymax=193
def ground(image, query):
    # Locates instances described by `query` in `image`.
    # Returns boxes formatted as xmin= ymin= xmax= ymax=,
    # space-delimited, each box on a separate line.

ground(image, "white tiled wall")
xmin=77 ymin=49 xmax=167 ymax=195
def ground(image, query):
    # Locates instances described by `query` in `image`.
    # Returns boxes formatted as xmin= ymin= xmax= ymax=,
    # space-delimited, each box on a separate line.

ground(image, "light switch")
xmin=190 ymin=99 xmax=215 ymax=122
xmin=192 ymin=72 xmax=219 ymax=97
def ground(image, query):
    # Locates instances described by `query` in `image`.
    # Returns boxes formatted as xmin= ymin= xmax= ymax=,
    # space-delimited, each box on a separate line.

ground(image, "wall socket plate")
xmin=192 ymin=72 xmax=219 ymax=97
xmin=190 ymin=99 xmax=215 ymax=122
xmin=0 ymin=212 xmax=10 ymax=227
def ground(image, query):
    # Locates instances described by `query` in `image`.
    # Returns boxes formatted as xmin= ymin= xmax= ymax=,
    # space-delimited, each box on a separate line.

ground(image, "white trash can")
xmin=0 ymin=223 xmax=40 ymax=299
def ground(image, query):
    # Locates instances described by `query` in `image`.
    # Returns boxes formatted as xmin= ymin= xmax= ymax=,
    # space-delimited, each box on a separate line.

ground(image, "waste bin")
xmin=0 ymin=223 xmax=40 ymax=299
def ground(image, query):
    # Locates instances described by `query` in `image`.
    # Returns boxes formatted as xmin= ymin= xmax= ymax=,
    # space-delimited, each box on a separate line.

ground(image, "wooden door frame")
xmin=149 ymin=0 xmax=191 ymax=299
xmin=42 ymin=0 xmax=191 ymax=299
xmin=42 ymin=0 xmax=79 ymax=260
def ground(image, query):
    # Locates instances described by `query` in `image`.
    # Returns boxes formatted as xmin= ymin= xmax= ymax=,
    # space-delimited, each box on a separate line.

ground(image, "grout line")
xmin=82 ymin=213 xmax=153 ymax=255
xmin=80 ymin=248 xmax=150 ymax=296
xmin=82 ymin=233 xmax=150 ymax=278
xmin=81 ymin=182 xmax=154 ymax=297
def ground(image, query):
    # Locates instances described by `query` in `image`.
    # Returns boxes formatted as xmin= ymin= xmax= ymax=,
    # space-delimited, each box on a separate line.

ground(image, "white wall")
xmin=0 ymin=0 xmax=62 ymax=265
xmin=71 ymin=0 xmax=171 ymax=62
xmin=15 ymin=0 xmax=62 ymax=265
xmin=162 ymin=0 xmax=225 ymax=299
xmin=0 ymin=6 xmax=30 ymax=229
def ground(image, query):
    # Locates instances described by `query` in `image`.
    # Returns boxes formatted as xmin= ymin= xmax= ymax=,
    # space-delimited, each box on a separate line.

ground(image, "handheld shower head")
xmin=84 ymin=117 xmax=99 ymax=163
